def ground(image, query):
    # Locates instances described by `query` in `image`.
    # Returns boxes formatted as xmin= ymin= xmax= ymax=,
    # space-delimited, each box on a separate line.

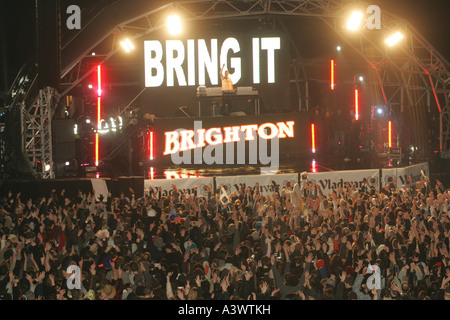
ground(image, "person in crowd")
xmin=0 ymin=173 xmax=448 ymax=300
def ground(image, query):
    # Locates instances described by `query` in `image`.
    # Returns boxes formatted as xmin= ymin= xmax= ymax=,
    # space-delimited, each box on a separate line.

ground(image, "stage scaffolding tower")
xmin=20 ymin=87 xmax=59 ymax=179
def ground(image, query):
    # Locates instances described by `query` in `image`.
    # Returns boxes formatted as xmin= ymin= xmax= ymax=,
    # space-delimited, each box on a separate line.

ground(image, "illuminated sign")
xmin=163 ymin=120 xmax=294 ymax=155
xmin=97 ymin=116 xmax=124 ymax=134
xmin=144 ymin=37 xmax=281 ymax=87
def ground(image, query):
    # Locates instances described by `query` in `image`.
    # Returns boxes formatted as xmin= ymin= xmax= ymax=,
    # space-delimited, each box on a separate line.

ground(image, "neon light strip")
xmin=149 ymin=131 xmax=154 ymax=160
xmin=311 ymin=123 xmax=316 ymax=153
xmin=95 ymin=133 xmax=99 ymax=166
xmin=97 ymin=65 xmax=102 ymax=97
xmin=355 ymin=89 xmax=359 ymax=120
xmin=96 ymin=65 xmax=101 ymax=167
xmin=150 ymin=167 xmax=154 ymax=180
xmin=330 ymin=59 xmax=335 ymax=90
xmin=388 ymin=121 xmax=392 ymax=147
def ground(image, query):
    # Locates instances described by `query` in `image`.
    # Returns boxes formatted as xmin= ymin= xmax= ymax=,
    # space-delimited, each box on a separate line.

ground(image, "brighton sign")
xmin=164 ymin=120 xmax=295 ymax=155
xmin=163 ymin=120 xmax=295 ymax=173
xmin=144 ymin=37 xmax=281 ymax=87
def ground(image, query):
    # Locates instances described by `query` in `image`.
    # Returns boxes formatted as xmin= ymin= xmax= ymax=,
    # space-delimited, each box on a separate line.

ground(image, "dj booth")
xmin=196 ymin=86 xmax=260 ymax=116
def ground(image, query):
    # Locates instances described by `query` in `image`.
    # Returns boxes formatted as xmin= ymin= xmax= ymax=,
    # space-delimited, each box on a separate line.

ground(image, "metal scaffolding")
xmin=20 ymin=87 xmax=59 ymax=179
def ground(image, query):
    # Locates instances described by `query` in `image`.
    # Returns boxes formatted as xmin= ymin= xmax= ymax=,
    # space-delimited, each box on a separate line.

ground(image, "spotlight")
xmin=86 ymin=118 xmax=91 ymax=124
xmin=336 ymin=45 xmax=341 ymax=51
xmin=91 ymin=52 xmax=96 ymax=56
xmin=120 ymin=38 xmax=135 ymax=52
xmin=347 ymin=11 xmax=363 ymax=31
xmin=65 ymin=161 xmax=70 ymax=166
xmin=376 ymin=107 xmax=383 ymax=115
xmin=44 ymin=164 xmax=51 ymax=172
xmin=167 ymin=14 xmax=182 ymax=35
xmin=88 ymin=84 xmax=93 ymax=89
xmin=386 ymin=32 xmax=404 ymax=47
xmin=359 ymin=76 xmax=364 ymax=82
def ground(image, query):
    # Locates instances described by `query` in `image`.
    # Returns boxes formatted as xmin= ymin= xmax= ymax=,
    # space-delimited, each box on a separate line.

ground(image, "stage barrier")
xmin=0 ymin=163 xmax=430 ymax=201
xmin=144 ymin=162 xmax=430 ymax=198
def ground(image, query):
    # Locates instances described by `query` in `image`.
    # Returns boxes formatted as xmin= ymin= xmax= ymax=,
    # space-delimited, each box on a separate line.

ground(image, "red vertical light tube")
xmin=149 ymin=167 xmax=155 ymax=180
xmin=149 ymin=131 xmax=154 ymax=160
xmin=388 ymin=121 xmax=392 ymax=147
xmin=354 ymin=88 xmax=359 ymax=120
xmin=311 ymin=123 xmax=316 ymax=153
xmin=330 ymin=59 xmax=335 ymax=90
xmin=95 ymin=65 xmax=102 ymax=167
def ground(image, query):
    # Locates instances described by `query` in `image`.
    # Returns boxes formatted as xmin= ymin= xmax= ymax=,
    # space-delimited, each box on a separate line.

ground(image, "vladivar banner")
xmin=306 ymin=169 xmax=380 ymax=196
xmin=144 ymin=176 xmax=214 ymax=198
xmin=215 ymin=173 xmax=298 ymax=197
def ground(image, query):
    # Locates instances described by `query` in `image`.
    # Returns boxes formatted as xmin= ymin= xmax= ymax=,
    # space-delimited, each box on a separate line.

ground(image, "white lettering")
xmin=198 ymin=39 xmax=218 ymax=85
xmin=143 ymin=37 xmax=281 ymax=87
xmin=166 ymin=40 xmax=187 ymax=86
xmin=220 ymin=37 xmax=242 ymax=85
xmin=261 ymin=37 xmax=280 ymax=83
xmin=144 ymin=40 xmax=164 ymax=87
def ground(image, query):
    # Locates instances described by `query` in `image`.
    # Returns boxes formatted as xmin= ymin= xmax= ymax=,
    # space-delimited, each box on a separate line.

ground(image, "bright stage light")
xmin=336 ymin=45 xmax=341 ymax=51
xmin=376 ymin=107 xmax=383 ymax=114
xmin=359 ymin=76 xmax=364 ymax=82
xmin=91 ymin=52 xmax=96 ymax=56
xmin=65 ymin=161 xmax=70 ymax=166
xmin=386 ymin=32 xmax=404 ymax=47
xmin=311 ymin=123 xmax=316 ymax=154
xmin=347 ymin=11 xmax=363 ymax=31
xmin=311 ymin=159 xmax=317 ymax=173
xmin=88 ymin=84 xmax=93 ymax=89
xmin=330 ymin=59 xmax=335 ymax=90
xmin=388 ymin=121 xmax=392 ymax=147
xmin=354 ymin=89 xmax=359 ymax=120
xmin=121 ymin=38 xmax=135 ymax=52
xmin=167 ymin=14 xmax=182 ymax=35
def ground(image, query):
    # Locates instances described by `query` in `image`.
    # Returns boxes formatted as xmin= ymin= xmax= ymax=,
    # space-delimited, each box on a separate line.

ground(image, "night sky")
xmin=1 ymin=0 xmax=449 ymax=101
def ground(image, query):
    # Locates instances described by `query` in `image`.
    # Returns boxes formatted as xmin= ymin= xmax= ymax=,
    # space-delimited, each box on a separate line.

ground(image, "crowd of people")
xmin=0 ymin=172 xmax=449 ymax=300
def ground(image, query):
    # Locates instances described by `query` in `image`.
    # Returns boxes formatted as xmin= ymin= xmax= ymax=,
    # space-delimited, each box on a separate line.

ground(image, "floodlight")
xmin=347 ymin=11 xmax=363 ymax=31
xmin=120 ymin=38 xmax=135 ymax=52
xmin=386 ymin=32 xmax=404 ymax=47
xmin=167 ymin=14 xmax=182 ymax=35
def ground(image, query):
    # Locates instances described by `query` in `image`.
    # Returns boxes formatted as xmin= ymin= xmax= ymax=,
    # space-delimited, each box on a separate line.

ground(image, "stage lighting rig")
xmin=346 ymin=11 xmax=363 ymax=31
xmin=167 ymin=14 xmax=182 ymax=35
xmin=385 ymin=32 xmax=404 ymax=47
xmin=120 ymin=38 xmax=135 ymax=53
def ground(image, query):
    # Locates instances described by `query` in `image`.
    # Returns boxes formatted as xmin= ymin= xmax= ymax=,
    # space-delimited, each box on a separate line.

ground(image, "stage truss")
xmin=20 ymin=87 xmax=59 ymax=179
xmin=5 ymin=0 xmax=450 ymax=178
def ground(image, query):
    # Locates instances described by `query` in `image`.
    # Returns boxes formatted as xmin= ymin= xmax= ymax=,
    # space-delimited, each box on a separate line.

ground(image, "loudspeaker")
xmin=36 ymin=0 xmax=60 ymax=89
xmin=53 ymin=119 xmax=75 ymax=160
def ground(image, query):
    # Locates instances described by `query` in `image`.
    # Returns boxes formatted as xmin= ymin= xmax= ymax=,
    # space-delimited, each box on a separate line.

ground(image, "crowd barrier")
xmin=144 ymin=162 xmax=430 ymax=198
xmin=0 ymin=162 xmax=430 ymax=201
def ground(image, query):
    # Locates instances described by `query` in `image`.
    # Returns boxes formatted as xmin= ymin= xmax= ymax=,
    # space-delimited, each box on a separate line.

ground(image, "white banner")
xmin=91 ymin=179 xmax=109 ymax=201
xmin=381 ymin=162 xmax=429 ymax=188
xmin=215 ymin=173 xmax=298 ymax=197
xmin=144 ymin=177 xmax=214 ymax=198
xmin=306 ymin=169 xmax=380 ymax=196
